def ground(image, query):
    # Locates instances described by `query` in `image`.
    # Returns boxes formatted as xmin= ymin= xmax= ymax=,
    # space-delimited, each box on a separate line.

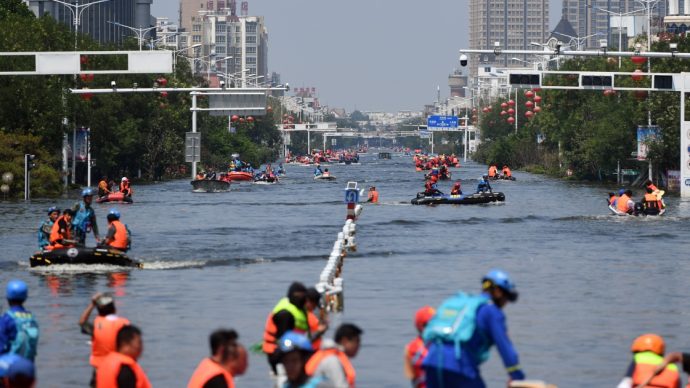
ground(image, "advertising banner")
xmin=667 ymin=169 xmax=681 ymax=191
xmin=637 ymin=126 xmax=661 ymax=161
xmin=68 ymin=127 xmax=88 ymax=162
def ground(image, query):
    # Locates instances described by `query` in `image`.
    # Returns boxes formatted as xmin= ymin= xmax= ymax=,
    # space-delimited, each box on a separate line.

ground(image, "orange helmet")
xmin=631 ymin=334 xmax=665 ymax=355
xmin=414 ymin=306 xmax=436 ymax=331
xmin=431 ymin=176 xmax=438 ymax=182
xmin=454 ymin=182 xmax=461 ymax=188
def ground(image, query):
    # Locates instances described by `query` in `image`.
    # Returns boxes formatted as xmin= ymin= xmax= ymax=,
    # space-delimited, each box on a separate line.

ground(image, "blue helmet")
xmin=0 ymin=354 xmax=35 ymax=381
xmin=619 ymin=189 xmax=626 ymax=196
xmin=277 ymin=330 xmax=313 ymax=353
xmin=47 ymin=206 xmax=60 ymax=215
xmin=6 ymin=280 xmax=28 ymax=302
xmin=82 ymin=188 xmax=94 ymax=197
xmin=483 ymin=174 xmax=489 ymax=178
xmin=108 ymin=209 xmax=121 ymax=218
xmin=482 ymin=269 xmax=518 ymax=302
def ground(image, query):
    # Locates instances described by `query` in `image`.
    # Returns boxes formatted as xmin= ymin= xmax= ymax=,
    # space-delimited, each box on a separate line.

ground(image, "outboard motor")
xmin=634 ymin=202 xmax=645 ymax=215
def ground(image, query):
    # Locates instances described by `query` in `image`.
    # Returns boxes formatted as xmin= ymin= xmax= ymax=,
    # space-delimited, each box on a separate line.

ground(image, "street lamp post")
xmin=553 ymin=31 xmax=605 ymax=51
xmin=587 ymin=5 xmax=649 ymax=68
xmin=107 ymin=21 xmax=164 ymax=51
xmin=172 ymin=44 xmax=201 ymax=80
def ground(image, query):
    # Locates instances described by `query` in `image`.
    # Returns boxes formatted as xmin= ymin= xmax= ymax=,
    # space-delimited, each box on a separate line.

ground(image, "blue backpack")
xmin=37 ymin=221 xmax=52 ymax=250
xmin=4 ymin=310 xmax=39 ymax=361
xmin=421 ymin=292 xmax=491 ymax=361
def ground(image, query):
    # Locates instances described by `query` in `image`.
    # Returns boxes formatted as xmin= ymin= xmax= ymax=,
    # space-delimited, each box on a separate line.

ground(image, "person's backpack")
xmin=421 ymin=291 xmax=490 ymax=361
xmin=5 ymin=310 xmax=39 ymax=360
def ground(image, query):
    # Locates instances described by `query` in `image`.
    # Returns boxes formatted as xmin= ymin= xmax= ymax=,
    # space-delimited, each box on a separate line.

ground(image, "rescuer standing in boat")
xmin=72 ymin=188 xmax=101 ymax=245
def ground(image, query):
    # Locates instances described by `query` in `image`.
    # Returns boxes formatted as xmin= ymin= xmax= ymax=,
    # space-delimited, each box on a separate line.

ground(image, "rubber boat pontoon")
xmin=424 ymin=172 xmax=452 ymax=180
xmin=30 ymin=247 xmax=142 ymax=268
xmin=227 ymin=171 xmax=254 ymax=181
xmin=95 ymin=193 xmax=133 ymax=203
xmin=492 ymin=175 xmax=516 ymax=181
xmin=314 ymin=173 xmax=337 ymax=181
xmin=191 ymin=179 xmax=231 ymax=192
xmin=411 ymin=191 xmax=505 ymax=205
xmin=608 ymin=204 xmax=665 ymax=216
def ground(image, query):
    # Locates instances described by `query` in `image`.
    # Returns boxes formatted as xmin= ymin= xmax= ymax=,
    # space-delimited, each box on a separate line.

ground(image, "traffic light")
xmin=509 ymin=73 xmax=541 ymax=87
xmin=654 ymin=75 xmax=674 ymax=90
xmin=25 ymin=154 xmax=35 ymax=171
xmin=581 ymin=75 xmax=612 ymax=88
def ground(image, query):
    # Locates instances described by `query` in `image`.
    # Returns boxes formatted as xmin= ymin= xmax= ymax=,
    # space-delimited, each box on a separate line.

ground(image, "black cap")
xmin=306 ymin=288 xmax=321 ymax=303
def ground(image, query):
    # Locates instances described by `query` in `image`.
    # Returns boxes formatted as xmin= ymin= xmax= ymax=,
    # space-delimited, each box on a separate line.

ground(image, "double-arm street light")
xmin=171 ymin=44 xmax=201 ymax=80
xmin=587 ymin=4 xmax=649 ymax=68
xmin=553 ymin=31 xmax=605 ymax=51
xmin=52 ymin=0 xmax=109 ymax=50
xmin=108 ymin=20 xmax=166 ymax=50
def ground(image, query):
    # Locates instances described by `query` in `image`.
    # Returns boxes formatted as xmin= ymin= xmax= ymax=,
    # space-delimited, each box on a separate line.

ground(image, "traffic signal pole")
xmin=25 ymin=154 xmax=35 ymax=201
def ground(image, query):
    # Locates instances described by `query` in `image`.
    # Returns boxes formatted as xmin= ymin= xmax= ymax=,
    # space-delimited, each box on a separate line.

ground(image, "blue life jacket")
xmin=421 ymin=292 xmax=491 ymax=362
xmin=38 ymin=220 xmax=53 ymax=250
xmin=3 ymin=311 xmax=39 ymax=361
xmin=72 ymin=202 xmax=93 ymax=233
xmin=283 ymin=376 xmax=326 ymax=388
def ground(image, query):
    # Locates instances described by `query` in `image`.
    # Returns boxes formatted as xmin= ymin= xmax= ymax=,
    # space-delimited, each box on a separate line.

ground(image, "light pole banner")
xmin=68 ymin=127 xmax=88 ymax=162
xmin=637 ymin=125 xmax=661 ymax=161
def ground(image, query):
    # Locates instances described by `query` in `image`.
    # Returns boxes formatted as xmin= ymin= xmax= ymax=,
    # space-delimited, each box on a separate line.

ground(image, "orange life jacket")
xmin=648 ymin=183 xmax=659 ymax=191
xmin=368 ymin=191 xmax=378 ymax=203
xmin=187 ymin=358 xmax=235 ymax=388
xmin=450 ymin=189 xmax=460 ymax=195
xmin=98 ymin=180 xmax=110 ymax=193
xmin=503 ymin=167 xmax=512 ymax=177
xmin=487 ymin=166 xmax=496 ymax=177
xmin=262 ymin=299 xmax=309 ymax=354
xmin=49 ymin=215 xmax=72 ymax=249
xmin=406 ymin=336 xmax=428 ymax=388
xmin=96 ymin=352 xmax=151 ymax=388
xmin=609 ymin=196 xmax=618 ymax=205
xmin=644 ymin=193 xmax=660 ymax=210
xmin=305 ymin=348 xmax=356 ymax=388
xmin=120 ymin=182 xmax=132 ymax=194
xmin=107 ymin=220 xmax=128 ymax=250
xmin=91 ymin=316 xmax=130 ymax=368
xmin=307 ymin=311 xmax=321 ymax=351
xmin=631 ymin=353 xmax=679 ymax=388
xmin=617 ymin=194 xmax=631 ymax=212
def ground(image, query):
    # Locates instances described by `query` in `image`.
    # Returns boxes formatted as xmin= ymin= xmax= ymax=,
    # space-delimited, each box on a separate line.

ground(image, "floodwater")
xmin=1 ymin=154 xmax=690 ymax=388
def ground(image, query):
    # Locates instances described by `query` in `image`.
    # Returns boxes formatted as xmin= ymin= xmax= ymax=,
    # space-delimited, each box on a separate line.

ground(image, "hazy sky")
xmin=152 ymin=0 xmax=561 ymax=112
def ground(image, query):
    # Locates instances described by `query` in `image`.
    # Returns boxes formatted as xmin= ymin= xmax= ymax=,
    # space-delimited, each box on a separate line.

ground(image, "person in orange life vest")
xmin=49 ymin=209 xmax=77 ymax=249
xmin=305 ymin=288 xmax=328 ymax=351
xmin=617 ymin=189 xmax=635 ymax=215
xmin=502 ymin=165 xmax=512 ymax=178
xmin=635 ymin=351 xmax=690 ymax=388
xmin=404 ymin=307 xmax=436 ymax=388
xmin=120 ymin=178 xmax=133 ymax=197
xmin=96 ymin=325 xmax=150 ymax=388
xmin=616 ymin=334 xmax=679 ymax=388
xmin=644 ymin=180 xmax=666 ymax=208
xmin=367 ymin=187 xmax=378 ymax=203
xmin=608 ymin=192 xmax=619 ymax=207
xmin=450 ymin=183 xmax=462 ymax=196
xmin=425 ymin=177 xmax=441 ymax=196
xmin=78 ymin=293 xmax=130 ymax=388
xmin=103 ymin=209 xmax=130 ymax=252
xmin=263 ymin=282 xmax=310 ymax=373
xmin=98 ymin=176 xmax=111 ymax=198
xmin=305 ymin=323 xmax=362 ymax=388
xmin=645 ymin=179 xmax=659 ymax=192
xmin=643 ymin=188 xmax=662 ymax=213
xmin=187 ymin=329 xmax=247 ymax=388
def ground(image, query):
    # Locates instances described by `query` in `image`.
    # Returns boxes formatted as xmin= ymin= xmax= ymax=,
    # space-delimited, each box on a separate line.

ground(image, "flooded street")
xmin=1 ymin=154 xmax=690 ymax=388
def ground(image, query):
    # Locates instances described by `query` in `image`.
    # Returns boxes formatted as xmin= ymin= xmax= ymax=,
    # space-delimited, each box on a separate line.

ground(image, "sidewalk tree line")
xmin=0 ymin=0 xmax=283 ymax=197
xmin=473 ymin=35 xmax=689 ymax=180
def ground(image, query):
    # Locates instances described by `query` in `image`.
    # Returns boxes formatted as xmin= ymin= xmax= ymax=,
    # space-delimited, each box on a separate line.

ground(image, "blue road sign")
xmin=345 ymin=189 xmax=359 ymax=203
xmin=427 ymin=115 xmax=459 ymax=131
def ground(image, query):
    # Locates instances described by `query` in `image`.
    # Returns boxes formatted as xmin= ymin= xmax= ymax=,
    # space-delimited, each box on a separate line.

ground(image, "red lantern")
xmin=534 ymin=96 xmax=542 ymax=103
xmin=533 ymin=88 xmax=542 ymax=92
xmin=507 ymin=117 xmax=515 ymax=124
xmin=525 ymin=111 xmax=533 ymax=118
xmin=283 ymin=120 xmax=287 ymax=124
xmin=472 ymin=108 xmax=477 ymax=113
xmin=507 ymin=108 xmax=515 ymax=115
xmin=81 ymin=93 xmax=94 ymax=100
xmin=283 ymin=125 xmax=288 ymax=129
xmin=501 ymin=111 xmax=507 ymax=116
xmin=79 ymin=74 xmax=94 ymax=82
xmin=525 ymin=91 xmax=535 ymax=98
xmin=501 ymin=103 xmax=508 ymax=109
xmin=631 ymin=56 xmax=646 ymax=66
xmin=267 ymin=107 xmax=273 ymax=112
xmin=634 ymin=90 xmax=647 ymax=99
xmin=607 ymin=57 xmax=618 ymax=65
xmin=160 ymin=91 xmax=168 ymax=98
xmin=289 ymin=116 xmax=294 ymax=121
xmin=472 ymin=115 xmax=477 ymax=120
xmin=80 ymin=56 xmax=88 ymax=64
xmin=247 ymin=116 xmax=254 ymax=122
xmin=534 ymin=106 xmax=541 ymax=113
xmin=488 ymin=106 xmax=493 ymax=110
xmin=632 ymin=69 xmax=645 ymax=82
xmin=283 ymin=114 xmax=288 ymax=118
xmin=525 ymin=101 xmax=534 ymax=108
xmin=159 ymin=78 xmax=168 ymax=86
xmin=240 ymin=118 xmax=246 ymax=123
xmin=507 ymin=100 xmax=515 ymax=106
xmin=482 ymin=108 xmax=488 ymax=113
xmin=231 ymin=115 xmax=239 ymax=121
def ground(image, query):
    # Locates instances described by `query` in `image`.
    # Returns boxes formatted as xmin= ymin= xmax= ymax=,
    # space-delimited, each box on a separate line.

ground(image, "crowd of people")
xmin=3 ymin=268 xmax=689 ymax=388
xmin=414 ymin=154 xmax=460 ymax=171
xmin=255 ymin=164 xmax=285 ymax=183
xmin=37 ymin=188 xmax=131 ymax=253
xmin=285 ymin=150 xmax=360 ymax=165
xmin=487 ymin=165 xmax=511 ymax=180
xmin=608 ymin=180 xmax=666 ymax=215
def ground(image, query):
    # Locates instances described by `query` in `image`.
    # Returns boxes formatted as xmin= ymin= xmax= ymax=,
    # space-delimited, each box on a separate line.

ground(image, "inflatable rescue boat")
xmin=30 ymin=247 xmax=142 ymax=268
xmin=492 ymin=175 xmax=516 ymax=181
xmin=314 ymin=173 xmax=337 ymax=181
xmin=608 ymin=203 xmax=665 ymax=216
xmin=191 ymin=179 xmax=230 ymax=192
xmin=96 ymin=193 xmax=133 ymax=203
xmin=227 ymin=171 xmax=254 ymax=181
xmin=424 ymin=172 xmax=452 ymax=180
xmin=411 ymin=191 xmax=505 ymax=205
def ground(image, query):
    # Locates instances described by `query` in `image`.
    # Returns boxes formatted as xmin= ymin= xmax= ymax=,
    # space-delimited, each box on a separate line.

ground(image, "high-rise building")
xmin=562 ymin=0 xmax=666 ymax=50
xmin=468 ymin=0 xmax=549 ymax=84
xmin=27 ymin=0 xmax=154 ymax=44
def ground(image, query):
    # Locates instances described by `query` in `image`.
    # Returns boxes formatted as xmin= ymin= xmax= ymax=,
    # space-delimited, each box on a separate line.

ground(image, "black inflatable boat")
xmin=411 ymin=191 xmax=506 ymax=205
xmin=30 ymin=247 xmax=142 ymax=268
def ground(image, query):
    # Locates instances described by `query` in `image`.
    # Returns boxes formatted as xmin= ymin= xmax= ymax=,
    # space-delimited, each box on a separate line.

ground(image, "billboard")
xmin=667 ymin=169 xmax=680 ymax=190
xmin=68 ymin=127 xmax=88 ymax=162
xmin=637 ymin=126 xmax=661 ymax=161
